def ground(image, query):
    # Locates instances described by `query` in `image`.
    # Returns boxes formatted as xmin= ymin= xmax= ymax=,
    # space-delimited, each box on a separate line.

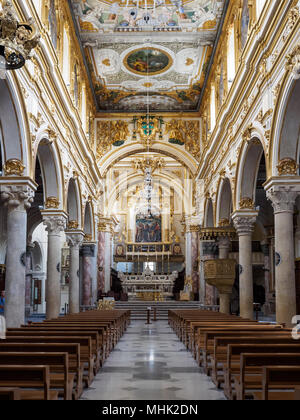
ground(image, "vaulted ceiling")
xmin=70 ymin=0 xmax=225 ymax=113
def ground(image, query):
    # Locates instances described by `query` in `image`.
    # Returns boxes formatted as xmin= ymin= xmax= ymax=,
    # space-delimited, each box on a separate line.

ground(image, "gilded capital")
xmin=239 ymin=197 xmax=254 ymax=210
xmin=45 ymin=196 xmax=60 ymax=209
xmin=277 ymin=158 xmax=299 ymax=176
xmin=4 ymin=159 xmax=25 ymax=176
xmin=68 ymin=220 xmax=79 ymax=230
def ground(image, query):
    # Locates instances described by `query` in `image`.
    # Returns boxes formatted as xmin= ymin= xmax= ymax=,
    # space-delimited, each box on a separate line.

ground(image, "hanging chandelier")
xmin=0 ymin=1 xmax=40 ymax=78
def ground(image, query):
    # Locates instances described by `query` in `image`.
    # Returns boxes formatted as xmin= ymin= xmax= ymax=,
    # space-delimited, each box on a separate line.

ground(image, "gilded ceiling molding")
xmin=239 ymin=197 xmax=255 ymax=210
xmin=45 ymin=196 xmax=60 ymax=209
xmin=277 ymin=158 xmax=299 ymax=176
xmin=4 ymin=159 xmax=25 ymax=176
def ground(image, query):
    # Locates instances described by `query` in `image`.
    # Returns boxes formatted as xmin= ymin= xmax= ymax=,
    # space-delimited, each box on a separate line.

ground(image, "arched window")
xmin=227 ymin=25 xmax=235 ymax=88
xmin=241 ymin=0 xmax=250 ymax=51
xmin=49 ymin=0 xmax=58 ymax=49
xmin=63 ymin=27 xmax=70 ymax=87
xmin=210 ymin=85 xmax=216 ymax=130
xmin=256 ymin=0 xmax=266 ymax=18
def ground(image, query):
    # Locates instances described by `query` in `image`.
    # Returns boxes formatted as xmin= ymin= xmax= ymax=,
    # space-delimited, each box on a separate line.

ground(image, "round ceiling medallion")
xmin=124 ymin=47 xmax=173 ymax=76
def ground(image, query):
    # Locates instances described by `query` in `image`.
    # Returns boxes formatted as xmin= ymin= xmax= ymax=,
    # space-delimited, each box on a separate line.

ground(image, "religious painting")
xmin=136 ymin=214 xmax=162 ymax=243
xmin=124 ymin=48 xmax=172 ymax=76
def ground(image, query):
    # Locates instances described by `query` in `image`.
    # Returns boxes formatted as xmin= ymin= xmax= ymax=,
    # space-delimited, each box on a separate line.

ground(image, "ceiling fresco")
xmin=70 ymin=0 xmax=225 ymax=113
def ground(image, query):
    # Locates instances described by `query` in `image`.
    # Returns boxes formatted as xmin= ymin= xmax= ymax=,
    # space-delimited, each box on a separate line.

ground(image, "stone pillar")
xmin=0 ymin=184 xmax=35 ymax=328
xmin=266 ymin=187 xmax=298 ymax=326
xmin=66 ymin=231 xmax=84 ymax=313
xmin=261 ymin=241 xmax=273 ymax=315
xmin=25 ymin=242 xmax=35 ymax=318
xmin=233 ymin=215 xmax=257 ymax=320
xmin=42 ymin=213 xmax=67 ymax=319
xmin=80 ymin=243 xmax=96 ymax=306
xmin=92 ymin=241 xmax=98 ymax=305
xmin=97 ymin=218 xmax=112 ymax=294
xmin=201 ymin=242 xmax=218 ymax=305
xmin=218 ymin=236 xmax=231 ymax=259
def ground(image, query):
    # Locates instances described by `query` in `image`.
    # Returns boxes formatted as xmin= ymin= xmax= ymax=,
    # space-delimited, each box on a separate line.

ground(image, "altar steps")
xmin=114 ymin=301 xmax=213 ymax=320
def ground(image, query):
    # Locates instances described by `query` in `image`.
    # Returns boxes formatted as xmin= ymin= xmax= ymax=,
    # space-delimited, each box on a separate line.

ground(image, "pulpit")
xmin=204 ymin=259 xmax=236 ymax=314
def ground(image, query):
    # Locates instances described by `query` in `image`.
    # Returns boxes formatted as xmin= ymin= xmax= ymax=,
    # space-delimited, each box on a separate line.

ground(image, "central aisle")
xmin=81 ymin=321 xmax=226 ymax=400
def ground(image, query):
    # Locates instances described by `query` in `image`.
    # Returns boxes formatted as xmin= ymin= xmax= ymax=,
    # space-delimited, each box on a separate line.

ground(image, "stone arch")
xmin=271 ymin=70 xmax=300 ymax=174
xmin=99 ymin=143 xmax=198 ymax=177
xmin=106 ymin=171 xmax=190 ymax=217
xmin=236 ymin=139 xmax=265 ymax=209
xmin=204 ymin=198 xmax=214 ymax=228
xmin=66 ymin=178 xmax=82 ymax=228
xmin=216 ymin=178 xmax=233 ymax=226
xmin=0 ymin=76 xmax=30 ymax=175
xmin=83 ymin=201 xmax=94 ymax=240
xmin=34 ymin=134 xmax=64 ymax=209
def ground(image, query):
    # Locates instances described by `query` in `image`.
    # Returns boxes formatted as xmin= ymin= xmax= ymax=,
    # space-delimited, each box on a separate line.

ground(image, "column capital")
xmin=42 ymin=212 xmax=68 ymax=234
xmin=66 ymin=231 xmax=84 ymax=248
xmin=265 ymin=185 xmax=299 ymax=214
xmin=80 ymin=243 xmax=96 ymax=257
xmin=232 ymin=212 xmax=258 ymax=236
xmin=0 ymin=183 xmax=36 ymax=210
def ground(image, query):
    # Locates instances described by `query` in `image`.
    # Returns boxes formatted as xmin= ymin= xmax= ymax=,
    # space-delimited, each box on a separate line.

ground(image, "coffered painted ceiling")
xmin=70 ymin=0 xmax=225 ymax=113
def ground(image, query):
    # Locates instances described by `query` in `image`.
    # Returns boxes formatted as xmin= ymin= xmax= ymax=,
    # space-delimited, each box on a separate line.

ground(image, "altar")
xmin=118 ymin=267 xmax=178 ymax=301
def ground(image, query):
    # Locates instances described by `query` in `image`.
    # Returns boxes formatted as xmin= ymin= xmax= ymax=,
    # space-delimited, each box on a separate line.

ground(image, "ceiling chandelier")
xmin=0 ymin=1 xmax=40 ymax=78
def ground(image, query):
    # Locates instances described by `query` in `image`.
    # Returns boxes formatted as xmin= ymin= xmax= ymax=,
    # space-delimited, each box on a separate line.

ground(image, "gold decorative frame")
xmin=123 ymin=47 xmax=173 ymax=77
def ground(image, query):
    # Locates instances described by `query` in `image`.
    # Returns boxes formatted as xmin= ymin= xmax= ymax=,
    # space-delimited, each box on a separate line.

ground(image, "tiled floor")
xmin=81 ymin=320 xmax=226 ymax=400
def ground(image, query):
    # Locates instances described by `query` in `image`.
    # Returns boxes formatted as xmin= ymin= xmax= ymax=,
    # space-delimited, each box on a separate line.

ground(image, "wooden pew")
xmin=0 ymin=388 xmax=20 ymax=400
xmin=225 ymin=346 xmax=300 ymax=400
xmin=2 ymin=336 xmax=94 ymax=387
xmin=0 ymin=365 xmax=58 ymax=400
xmin=194 ymin=325 xmax=286 ymax=371
xmin=0 ymin=352 xmax=72 ymax=400
xmin=7 ymin=328 xmax=105 ymax=372
xmin=211 ymin=334 xmax=296 ymax=387
xmin=252 ymin=367 xmax=300 ymax=400
xmin=0 ymin=342 xmax=82 ymax=399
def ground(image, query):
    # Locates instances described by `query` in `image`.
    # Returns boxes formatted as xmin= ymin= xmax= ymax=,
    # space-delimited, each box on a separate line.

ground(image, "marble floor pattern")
xmin=81 ymin=320 xmax=226 ymax=400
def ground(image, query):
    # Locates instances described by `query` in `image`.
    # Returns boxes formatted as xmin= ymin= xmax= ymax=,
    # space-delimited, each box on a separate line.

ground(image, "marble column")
xmin=81 ymin=243 xmax=96 ymax=306
xmin=0 ymin=184 xmax=35 ymax=328
xmin=261 ymin=241 xmax=272 ymax=315
xmin=201 ymin=242 xmax=218 ymax=305
xmin=97 ymin=219 xmax=113 ymax=294
xmin=25 ymin=242 xmax=35 ymax=318
xmin=92 ymin=241 xmax=98 ymax=305
xmin=185 ymin=225 xmax=200 ymax=296
xmin=42 ymin=214 xmax=67 ymax=319
xmin=266 ymin=187 xmax=298 ymax=326
xmin=66 ymin=231 xmax=84 ymax=313
xmin=97 ymin=230 xmax=105 ymax=294
xmin=233 ymin=215 xmax=257 ymax=320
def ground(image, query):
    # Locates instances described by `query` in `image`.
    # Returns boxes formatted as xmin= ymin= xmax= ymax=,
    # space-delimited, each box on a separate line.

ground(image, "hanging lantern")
xmin=0 ymin=1 xmax=40 ymax=77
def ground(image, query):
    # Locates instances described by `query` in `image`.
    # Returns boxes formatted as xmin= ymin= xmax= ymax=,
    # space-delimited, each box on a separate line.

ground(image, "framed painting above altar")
xmin=136 ymin=214 xmax=162 ymax=243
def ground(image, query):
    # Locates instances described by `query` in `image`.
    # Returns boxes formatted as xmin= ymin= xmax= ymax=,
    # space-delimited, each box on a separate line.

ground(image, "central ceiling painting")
xmin=70 ymin=0 xmax=225 ymax=113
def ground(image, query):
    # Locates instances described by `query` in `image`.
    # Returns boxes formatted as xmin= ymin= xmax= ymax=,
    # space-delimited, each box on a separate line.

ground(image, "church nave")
xmin=81 ymin=321 xmax=225 ymax=401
